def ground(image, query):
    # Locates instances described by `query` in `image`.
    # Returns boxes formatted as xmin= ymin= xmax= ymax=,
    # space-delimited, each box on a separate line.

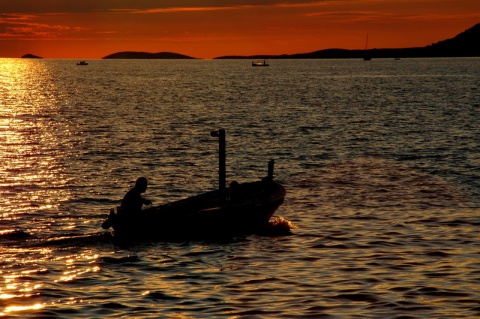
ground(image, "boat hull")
xmin=102 ymin=180 xmax=286 ymax=241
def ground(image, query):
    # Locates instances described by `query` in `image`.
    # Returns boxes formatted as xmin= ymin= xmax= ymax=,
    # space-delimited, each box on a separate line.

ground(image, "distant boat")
xmin=363 ymin=35 xmax=371 ymax=61
xmin=76 ymin=61 xmax=88 ymax=65
xmin=252 ymin=60 xmax=269 ymax=67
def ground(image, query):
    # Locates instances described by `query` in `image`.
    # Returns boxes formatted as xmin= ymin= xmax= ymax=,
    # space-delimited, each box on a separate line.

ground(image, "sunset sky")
xmin=0 ymin=0 xmax=479 ymax=59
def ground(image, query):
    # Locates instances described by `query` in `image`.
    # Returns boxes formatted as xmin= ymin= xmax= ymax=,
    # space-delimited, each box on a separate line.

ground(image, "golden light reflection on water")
xmin=0 ymin=59 xmax=82 ymax=316
xmin=0 ymin=59 xmax=72 ymax=217
xmin=0 ymin=276 xmax=45 ymax=317
xmin=54 ymin=252 xmax=101 ymax=283
xmin=57 ymin=265 xmax=101 ymax=283
xmin=0 ymin=248 xmax=100 ymax=316
xmin=2 ymin=303 xmax=44 ymax=316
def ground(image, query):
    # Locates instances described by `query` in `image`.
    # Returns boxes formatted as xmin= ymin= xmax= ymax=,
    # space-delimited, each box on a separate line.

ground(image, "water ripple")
xmin=1 ymin=59 xmax=479 ymax=318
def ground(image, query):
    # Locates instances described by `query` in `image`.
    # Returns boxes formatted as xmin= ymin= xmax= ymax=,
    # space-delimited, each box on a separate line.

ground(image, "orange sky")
xmin=0 ymin=0 xmax=479 ymax=59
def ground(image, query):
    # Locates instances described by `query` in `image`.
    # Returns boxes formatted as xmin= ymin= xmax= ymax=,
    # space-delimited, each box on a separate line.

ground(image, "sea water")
xmin=0 ymin=58 xmax=479 ymax=318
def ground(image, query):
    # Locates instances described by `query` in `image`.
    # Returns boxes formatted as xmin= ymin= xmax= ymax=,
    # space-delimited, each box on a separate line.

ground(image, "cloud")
xmin=304 ymin=9 xmax=480 ymax=23
xmin=0 ymin=13 xmax=73 ymax=39
xmin=305 ymin=10 xmax=394 ymax=20
xmin=0 ymin=13 xmax=37 ymax=22
xmin=114 ymin=6 xmax=239 ymax=14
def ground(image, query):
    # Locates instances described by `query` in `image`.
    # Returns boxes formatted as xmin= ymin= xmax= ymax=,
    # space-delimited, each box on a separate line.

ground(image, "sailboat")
xmin=364 ymin=35 xmax=371 ymax=61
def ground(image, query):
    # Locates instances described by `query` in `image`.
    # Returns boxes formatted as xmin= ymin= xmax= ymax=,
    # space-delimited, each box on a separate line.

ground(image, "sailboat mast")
xmin=364 ymin=34 xmax=371 ymax=60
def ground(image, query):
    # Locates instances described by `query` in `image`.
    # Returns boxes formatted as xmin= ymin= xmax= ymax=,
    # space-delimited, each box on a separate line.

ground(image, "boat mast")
xmin=364 ymin=34 xmax=372 ymax=61
xmin=210 ymin=128 xmax=226 ymax=201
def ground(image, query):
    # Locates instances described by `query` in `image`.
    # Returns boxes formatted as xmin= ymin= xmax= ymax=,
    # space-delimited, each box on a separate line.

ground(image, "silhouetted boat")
xmin=252 ymin=60 xmax=269 ymax=66
xmin=76 ymin=61 xmax=88 ymax=65
xmin=101 ymin=129 xmax=286 ymax=241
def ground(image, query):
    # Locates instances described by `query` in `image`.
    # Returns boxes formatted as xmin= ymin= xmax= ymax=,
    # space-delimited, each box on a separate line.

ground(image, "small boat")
xmin=252 ymin=60 xmax=269 ymax=67
xmin=101 ymin=129 xmax=286 ymax=241
xmin=76 ymin=61 xmax=88 ymax=65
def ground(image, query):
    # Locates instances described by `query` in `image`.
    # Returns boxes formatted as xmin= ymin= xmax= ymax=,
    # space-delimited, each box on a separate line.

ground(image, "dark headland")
xmin=215 ymin=23 xmax=480 ymax=59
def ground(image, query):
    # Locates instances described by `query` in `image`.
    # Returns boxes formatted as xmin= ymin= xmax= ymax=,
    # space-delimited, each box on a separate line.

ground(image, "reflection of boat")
xmin=252 ymin=60 xmax=269 ymax=67
xmin=76 ymin=61 xmax=88 ymax=65
xmin=101 ymin=129 xmax=286 ymax=241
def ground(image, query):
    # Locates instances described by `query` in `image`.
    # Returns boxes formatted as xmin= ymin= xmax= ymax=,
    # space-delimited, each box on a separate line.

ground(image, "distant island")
xmin=22 ymin=23 xmax=479 ymax=60
xmin=102 ymin=51 xmax=195 ymax=59
xmin=21 ymin=54 xmax=43 ymax=59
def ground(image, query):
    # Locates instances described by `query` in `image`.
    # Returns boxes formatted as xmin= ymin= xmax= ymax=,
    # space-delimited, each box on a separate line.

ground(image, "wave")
xmin=0 ymin=216 xmax=296 ymax=249
xmin=0 ymin=229 xmax=113 ymax=249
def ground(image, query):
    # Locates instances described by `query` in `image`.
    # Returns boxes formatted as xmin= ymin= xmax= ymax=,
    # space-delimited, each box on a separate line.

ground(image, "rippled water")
xmin=0 ymin=58 xmax=479 ymax=318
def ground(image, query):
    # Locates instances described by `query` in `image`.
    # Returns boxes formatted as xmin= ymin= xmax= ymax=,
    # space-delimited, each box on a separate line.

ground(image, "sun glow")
xmin=1 ymin=1 xmax=479 ymax=58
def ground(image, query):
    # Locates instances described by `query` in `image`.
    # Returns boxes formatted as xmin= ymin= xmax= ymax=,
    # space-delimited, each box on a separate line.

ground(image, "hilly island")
xmin=23 ymin=23 xmax=480 ymax=60
xmin=102 ymin=52 xmax=195 ymax=59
